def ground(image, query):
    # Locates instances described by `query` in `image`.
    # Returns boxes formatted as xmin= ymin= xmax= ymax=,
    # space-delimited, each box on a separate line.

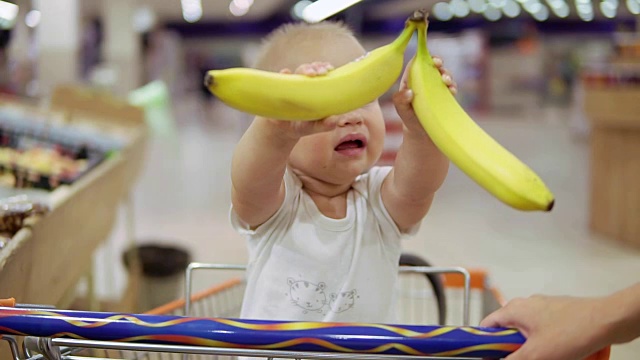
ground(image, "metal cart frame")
xmin=2 ymin=259 xmax=509 ymax=360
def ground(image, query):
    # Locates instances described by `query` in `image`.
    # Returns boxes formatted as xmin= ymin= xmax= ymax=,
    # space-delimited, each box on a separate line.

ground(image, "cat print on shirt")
xmin=286 ymin=278 xmax=359 ymax=315
xmin=286 ymin=278 xmax=327 ymax=313
xmin=329 ymin=289 xmax=358 ymax=313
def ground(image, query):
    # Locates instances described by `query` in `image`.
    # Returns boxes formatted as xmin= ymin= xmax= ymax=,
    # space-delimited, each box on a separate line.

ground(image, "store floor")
xmin=100 ymin=94 xmax=640 ymax=359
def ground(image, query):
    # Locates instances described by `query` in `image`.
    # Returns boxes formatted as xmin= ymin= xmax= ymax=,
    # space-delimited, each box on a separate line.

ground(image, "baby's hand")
xmin=261 ymin=62 xmax=338 ymax=140
xmin=431 ymin=56 xmax=458 ymax=95
xmin=393 ymin=56 xmax=457 ymax=132
xmin=286 ymin=62 xmax=335 ymax=77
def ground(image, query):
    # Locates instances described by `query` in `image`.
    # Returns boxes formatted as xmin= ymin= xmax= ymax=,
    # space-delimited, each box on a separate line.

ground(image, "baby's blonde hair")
xmin=253 ymin=21 xmax=367 ymax=73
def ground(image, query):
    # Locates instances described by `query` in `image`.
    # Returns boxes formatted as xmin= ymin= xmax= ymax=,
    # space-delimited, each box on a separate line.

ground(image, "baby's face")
xmin=277 ymin=33 xmax=386 ymax=185
xmin=287 ymin=101 xmax=386 ymax=185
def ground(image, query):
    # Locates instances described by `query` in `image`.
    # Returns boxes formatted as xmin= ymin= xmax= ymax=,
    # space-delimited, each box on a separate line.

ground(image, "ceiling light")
xmin=550 ymin=1 xmax=570 ymax=17
xmin=0 ymin=0 xmax=18 ymax=30
xmin=181 ymin=0 xmax=202 ymax=23
xmin=25 ymin=9 xmax=40 ymax=28
xmin=230 ymin=1 xmax=250 ymax=16
xmin=489 ymin=0 xmax=508 ymax=7
xmin=301 ymin=0 xmax=364 ymax=23
xmin=433 ymin=2 xmax=454 ymax=20
xmin=599 ymin=1 xmax=616 ymax=17
xmin=524 ymin=1 xmax=542 ymax=13
xmin=450 ymin=0 xmax=471 ymax=17
xmin=503 ymin=0 xmax=521 ymax=17
xmin=234 ymin=0 xmax=254 ymax=8
xmin=577 ymin=3 xmax=593 ymax=13
xmin=580 ymin=12 xmax=594 ymax=20
xmin=291 ymin=0 xmax=313 ymax=19
xmin=469 ymin=0 xmax=488 ymax=12
xmin=577 ymin=4 xmax=594 ymax=20
xmin=133 ymin=6 xmax=156 ymax=33
xmin=531 ymin=4 xmax=550 ymax=19
xmin=483 ymin=5 xmax=503 ymax=20
xmin=547 ymin=0 xmax=560 ymax=7
xmin=627 ymin=0 xmax=640 ymax=14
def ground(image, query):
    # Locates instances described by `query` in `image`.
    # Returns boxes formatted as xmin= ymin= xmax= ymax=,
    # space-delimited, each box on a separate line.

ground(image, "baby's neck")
xmin=295 ymin=172 xmax=353 ymax=198
xmin=307 ymin=191 xmax=348 ymax=219
xmin=294 ymin=173 xmax=353 ymax=220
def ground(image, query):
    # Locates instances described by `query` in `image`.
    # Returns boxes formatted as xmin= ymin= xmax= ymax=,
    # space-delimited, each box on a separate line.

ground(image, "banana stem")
xmin=408 ymin=9 xmax=430 ymax=26
xmin=204 ymin=73 xmax=214 ymax=89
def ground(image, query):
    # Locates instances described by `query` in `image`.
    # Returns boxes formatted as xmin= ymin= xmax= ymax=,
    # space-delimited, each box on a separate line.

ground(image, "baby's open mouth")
xmin=334 ymin=135 xmax=367 ymax=156
xmin=335 ymin=139 xmax=364 ymax=151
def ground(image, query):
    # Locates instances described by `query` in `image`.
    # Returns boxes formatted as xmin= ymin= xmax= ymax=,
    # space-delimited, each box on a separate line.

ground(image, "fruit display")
xmin=0 ymin=130 xmax=104 ymax=190
xmin=203 ymin=10 xmax=554 ymax=212
xmin=0 ymin=110 xmax=120 ymax=191
xmin=0 ymin=147 xmax=88 ymax=183
xmin=0 ymin=195 xmax=49 ymax=237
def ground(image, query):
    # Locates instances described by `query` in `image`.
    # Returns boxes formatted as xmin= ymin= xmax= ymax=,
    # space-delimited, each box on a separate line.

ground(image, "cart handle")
xmin=0 ymin=306 xmax=519 ymax=358
xmin=0 ymin=298 xmax=15 ymax=307
xmin=0 ymin=298 xmax=14 ymax=340
xmin=0 ymin=306 xmax=611 ymax=359
xmin=594 ymin=346 xmax=611 ymax=360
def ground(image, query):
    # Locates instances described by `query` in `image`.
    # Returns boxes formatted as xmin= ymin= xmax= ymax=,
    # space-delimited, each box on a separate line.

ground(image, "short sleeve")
xmin=229 ymin=167 xmax=302 ymax=237
xmin=357 ymin=166 xmax=422 ymax=238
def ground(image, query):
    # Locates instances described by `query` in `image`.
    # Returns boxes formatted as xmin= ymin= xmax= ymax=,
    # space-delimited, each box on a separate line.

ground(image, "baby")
xmin=230 ymin=20 xmax=456 ymax=324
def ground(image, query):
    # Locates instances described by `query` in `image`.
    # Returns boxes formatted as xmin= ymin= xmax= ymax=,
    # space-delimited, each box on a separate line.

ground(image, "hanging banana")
xmin=408 ymin=10 xmax=555 ymax=211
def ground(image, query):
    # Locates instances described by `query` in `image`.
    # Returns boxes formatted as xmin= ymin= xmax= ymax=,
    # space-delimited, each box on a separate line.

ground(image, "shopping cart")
xmin=0 ymin=254 xmax=522 ymax=360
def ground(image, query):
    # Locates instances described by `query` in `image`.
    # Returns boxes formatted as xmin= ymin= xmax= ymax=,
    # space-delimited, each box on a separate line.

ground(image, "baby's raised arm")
xmin=231 ymin=117 xmax=299 ymax=228
xmin=381 ymin=57 xmax=454 ymax=232
xmin=231 ymin=62 xmax=337 ymax=228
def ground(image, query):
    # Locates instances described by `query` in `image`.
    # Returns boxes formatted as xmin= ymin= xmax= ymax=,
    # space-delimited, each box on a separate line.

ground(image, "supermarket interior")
xmin=0 ymin=0 xmax=639 ymax=359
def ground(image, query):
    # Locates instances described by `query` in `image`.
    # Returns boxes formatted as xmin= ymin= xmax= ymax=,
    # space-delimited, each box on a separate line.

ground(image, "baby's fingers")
xmin=432 ymin=56 xmax=444 ymax=69
xmin=442 ymin=72 xmax=453 ymax=86
xmin=443 ymin=76 xmax=458 ymax=95
xmin=295 ymin=62 xmax=334 ymax=76
xmin=312 ymin=62 xmax=334 ymax=75
xmin=439 ymin=69 xmax=457 ymax=95
xmin=433 ymin=57 xmax=451 ymax=79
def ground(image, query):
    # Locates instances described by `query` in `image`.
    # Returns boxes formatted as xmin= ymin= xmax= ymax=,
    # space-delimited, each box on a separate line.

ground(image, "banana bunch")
xmin=408 ymin=11 xmax=554 ymax=211
xmin=204 ymin=17 xmax=417 ymax=121
xmin=204 ymin=10 xmax=554 ymax=212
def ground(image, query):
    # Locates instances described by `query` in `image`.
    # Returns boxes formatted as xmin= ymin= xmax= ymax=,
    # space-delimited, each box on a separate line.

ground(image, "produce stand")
xmin=0 ymin=85 xmax=148 ymax=309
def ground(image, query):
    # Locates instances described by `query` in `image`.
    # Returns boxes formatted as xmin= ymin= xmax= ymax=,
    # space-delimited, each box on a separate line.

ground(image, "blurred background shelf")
xmin=583 ymin=36 xmax=640 ymax=249
xmin=585 ymin=84 xmax=640 ymax=249
xmin=0 ymin=87 xmax=148 ymax=308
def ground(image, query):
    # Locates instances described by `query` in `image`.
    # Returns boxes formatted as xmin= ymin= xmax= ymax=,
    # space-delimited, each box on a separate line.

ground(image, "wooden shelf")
xmin=0 ymin=86 xmax=148 ymax=306
xmin=584 ymin=84 xmax=640 ymax=249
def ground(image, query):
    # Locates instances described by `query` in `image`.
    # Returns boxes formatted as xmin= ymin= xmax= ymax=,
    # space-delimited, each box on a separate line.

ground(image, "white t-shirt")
xmin=230 ymin=166 xmax=419 ymax=324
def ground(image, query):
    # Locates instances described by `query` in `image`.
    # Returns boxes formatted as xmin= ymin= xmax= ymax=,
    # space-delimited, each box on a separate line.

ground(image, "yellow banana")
xmin=204 ymin=18 xmax=418 ymax=121
xmin=409 ymin=11 xmax=554 ymax=211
